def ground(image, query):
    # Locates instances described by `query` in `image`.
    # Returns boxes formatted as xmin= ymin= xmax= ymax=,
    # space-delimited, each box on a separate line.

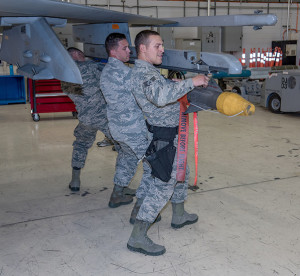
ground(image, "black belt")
xmin=146 ymin=121 xmax=178 ymax=141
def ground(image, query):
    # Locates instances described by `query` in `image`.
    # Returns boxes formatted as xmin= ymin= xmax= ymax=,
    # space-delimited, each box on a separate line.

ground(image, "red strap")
xmin=176 ymin=95 xmax=189 ymax=181
xmin=193 ymin=112 xmax=199 ymax=186
xmin=176 ymin=95 xmax=199 ymax=186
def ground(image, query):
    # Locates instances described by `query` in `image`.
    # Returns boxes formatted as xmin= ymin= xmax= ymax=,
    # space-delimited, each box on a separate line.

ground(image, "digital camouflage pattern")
xmin=61 ymin=61 xmax=110 ymax=131
xmin=100 ymin=57 xmax=151 ymax=191
xmin=100 ymin=58 xmax=149 ymax=159
xmin=131 ymin=59 xmax=194 ymax=223
xmin=61 ymin=60 xmax=113 ymax=169
xmin=131 ymin=59 xmax=194 ymax=127
xmin=71 ymin=122 xmax=99 ymax=168
xmin=113 ymin=141 xmax=152 ymax=190
xmin=138 ymin=138 xmax=190 ymax=223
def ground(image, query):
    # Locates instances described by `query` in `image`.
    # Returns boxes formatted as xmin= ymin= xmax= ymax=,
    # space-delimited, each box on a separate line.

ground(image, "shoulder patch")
xmin=143 ymin=76 xmax=157 ymax=87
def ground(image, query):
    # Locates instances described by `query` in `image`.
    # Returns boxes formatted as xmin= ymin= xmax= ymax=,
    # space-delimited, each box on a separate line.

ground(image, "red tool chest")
xmin=28 ymin=79 xmax=77 ymax=121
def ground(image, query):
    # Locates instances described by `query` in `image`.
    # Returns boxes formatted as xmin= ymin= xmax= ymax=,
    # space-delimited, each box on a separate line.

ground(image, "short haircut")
xmin=67 ymin=47 xmax=84 ymax=55
xmin=105 ymin=33 xmax=127 ymax=55
xmin=134 ymin=30 xmax=160 ymax=56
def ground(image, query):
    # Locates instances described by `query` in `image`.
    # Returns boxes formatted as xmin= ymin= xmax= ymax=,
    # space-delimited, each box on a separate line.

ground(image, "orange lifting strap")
xmin=176 ymin=95 xmax=199 ymax=186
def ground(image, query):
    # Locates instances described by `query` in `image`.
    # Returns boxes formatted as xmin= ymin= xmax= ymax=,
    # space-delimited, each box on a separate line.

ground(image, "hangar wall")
xmin=59 ymin=0 xmax=300 ymax=63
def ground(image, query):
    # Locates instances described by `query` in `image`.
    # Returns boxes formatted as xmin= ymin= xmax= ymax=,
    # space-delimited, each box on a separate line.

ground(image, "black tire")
xmin=72 ymin=111 xmax=78 ymax=119
xmin=268 ymin=94 xmax=281 ymax=113
xmin=32 ymin=114 xmax=40 ymax=122
xmin=232 ymin=86 xmax=241 ymax=95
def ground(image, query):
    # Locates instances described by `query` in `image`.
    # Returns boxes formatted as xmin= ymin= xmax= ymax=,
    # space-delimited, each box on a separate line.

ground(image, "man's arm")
xmin=143 ymin=70 xmax=209 ymax=107
xmin=61 ymin=81 xmax=83 ymax=95
xmin=143 ymin=71 xmax=194 ymax=107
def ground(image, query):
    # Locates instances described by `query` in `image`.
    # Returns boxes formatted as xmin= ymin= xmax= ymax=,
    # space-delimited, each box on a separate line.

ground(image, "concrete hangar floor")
xmin=0 ymin=103 xmax=299 ymax=276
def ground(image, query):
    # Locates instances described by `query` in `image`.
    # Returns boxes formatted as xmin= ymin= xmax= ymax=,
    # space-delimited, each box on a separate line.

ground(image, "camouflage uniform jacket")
xmin=100 ymin=57 xmax=149 ymax=159
xmin=131 ymin=59 xmax=194 ymax=127
xmin=61 ymin=60 xmax=107 ymax=126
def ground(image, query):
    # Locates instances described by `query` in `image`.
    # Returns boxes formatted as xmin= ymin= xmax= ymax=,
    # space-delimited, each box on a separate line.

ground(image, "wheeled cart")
xmin=28 ymin=79 xmax=77 ymax=121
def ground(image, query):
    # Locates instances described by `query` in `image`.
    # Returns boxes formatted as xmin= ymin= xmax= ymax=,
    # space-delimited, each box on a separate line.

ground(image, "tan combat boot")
xmin=69 ymin=168 xmax=81 ymax=192
xmin=127 ymin=219 xmax=166 ymax=256
xmin=171 ymin=202 xmax=198 ymax=229
xmin=108 ymin=184 xmax=133 ymax=208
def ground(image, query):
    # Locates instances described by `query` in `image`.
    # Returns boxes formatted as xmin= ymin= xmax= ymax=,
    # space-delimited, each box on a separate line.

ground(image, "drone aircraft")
xmin=0 ymin=0 xmax=277 ymax=85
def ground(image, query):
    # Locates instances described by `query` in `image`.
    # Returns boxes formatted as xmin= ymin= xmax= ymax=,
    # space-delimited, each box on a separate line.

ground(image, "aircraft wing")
xmin=0 ymin=0 xmax=175 ymax=25
xmin=0 ymin=0 xmax=176 ymax=84
xmin=0 ymin=0 xmax=278 ymax=84
xmin=163 ymin=14 xmax=277 ymax=27
xmin=0 ymin=0 xmax=277 ymax=27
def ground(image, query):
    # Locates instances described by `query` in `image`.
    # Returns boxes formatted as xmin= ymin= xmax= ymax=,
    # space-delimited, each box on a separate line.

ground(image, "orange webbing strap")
xmin=193 ymin=112 xmax=199 ymax=186
xmin=176 ymin=95 xmax=189 ymax=182
xmin=176 ymin=95 xmax=199 ymax=185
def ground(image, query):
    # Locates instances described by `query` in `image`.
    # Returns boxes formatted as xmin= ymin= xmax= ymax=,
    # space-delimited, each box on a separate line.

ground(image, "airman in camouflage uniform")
xmin=62 ymin=48 xmax=135 ymax=206
xmin=100 ymin=33 xmax=152 ymax=210
xmin=62 ymin=60 xmax=112 ymax=170
xmin=61 ymin=48 xmax=116 ymax=194
xmin=127 ymin=30 xmax=209 ymax=256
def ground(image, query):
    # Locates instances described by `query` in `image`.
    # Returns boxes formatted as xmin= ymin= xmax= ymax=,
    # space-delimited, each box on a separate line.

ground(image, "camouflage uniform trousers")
xmin=136 ymin=135 xmax=189 ymax=223
xmin=71 ymin=120 xmax=113 ymax=169
xmin=113 ymin=141 xmax=152 ymax=192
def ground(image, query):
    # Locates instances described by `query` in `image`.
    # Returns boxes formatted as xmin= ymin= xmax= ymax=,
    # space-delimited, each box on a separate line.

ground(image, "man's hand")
xmin=192 ymin=74 xmax=210 ymax=87
xmin=172 ymin=78 xmax=182 ymax=82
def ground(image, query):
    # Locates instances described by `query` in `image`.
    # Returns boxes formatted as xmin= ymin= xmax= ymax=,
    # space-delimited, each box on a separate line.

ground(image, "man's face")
xmin=112 ymin=39 xmax=130 ymax=63
xmin=71 ymin=50 xmax=85 ymax=61
xmin=76 ymin=51 xmax=85 ymax=61
xmin=144 ymin=35 xmax=164 ymax=65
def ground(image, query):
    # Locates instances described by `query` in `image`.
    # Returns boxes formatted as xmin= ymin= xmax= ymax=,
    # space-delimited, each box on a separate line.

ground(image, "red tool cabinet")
xmin=28 ymin=79 xmax=77 ymax=121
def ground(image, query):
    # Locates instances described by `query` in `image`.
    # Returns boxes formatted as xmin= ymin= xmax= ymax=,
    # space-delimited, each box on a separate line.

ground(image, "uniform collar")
xmin=135 ymin=59 xmax=156 ymax=69
xmin=108 ymin=57 xmax=123 ymax=64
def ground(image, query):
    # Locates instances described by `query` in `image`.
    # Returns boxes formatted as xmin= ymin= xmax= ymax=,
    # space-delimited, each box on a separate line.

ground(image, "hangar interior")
xmin=0 ymin=0 xmax=300 ymax=275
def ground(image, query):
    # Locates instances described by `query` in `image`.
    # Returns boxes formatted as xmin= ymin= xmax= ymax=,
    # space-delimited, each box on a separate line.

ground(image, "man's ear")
xmin=70 ymin=52 xmax=77 ymax=61
xmin=110 ymin=48 xmax=117 ymax=57
xmin=140 ymin=44 xmax=147 ymax=53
